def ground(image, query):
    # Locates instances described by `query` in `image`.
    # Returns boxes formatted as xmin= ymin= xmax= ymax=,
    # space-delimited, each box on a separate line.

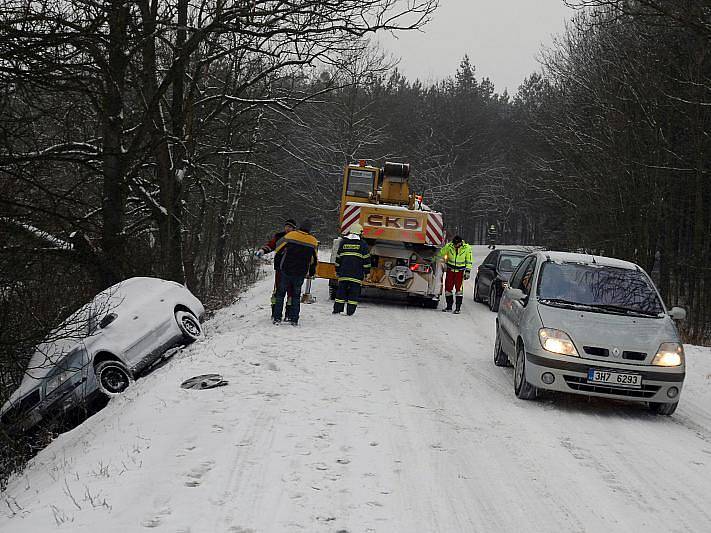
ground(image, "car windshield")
xmin=537 ymin=261 xmax=664 ymax=316
xmin=498 ymin=254 xmax=525 ymax=272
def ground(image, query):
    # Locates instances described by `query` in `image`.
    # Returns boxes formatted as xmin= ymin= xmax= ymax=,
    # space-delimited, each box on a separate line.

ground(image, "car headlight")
xmin=45 ymin=369 xmax=80 ymax=395
xmin=538 ymin=328 xmax=579 ymax=356
xmin=652 ymin=342 xmax=684 ymax=367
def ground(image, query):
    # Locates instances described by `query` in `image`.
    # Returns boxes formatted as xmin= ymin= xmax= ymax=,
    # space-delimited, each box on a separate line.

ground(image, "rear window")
xmin=498 ymin=254 xmax=525 ymax=272
xmin=538 ymin=262 xmax=664 ymax=316
xmin=346 ymin=169 xmax=375 ymax=197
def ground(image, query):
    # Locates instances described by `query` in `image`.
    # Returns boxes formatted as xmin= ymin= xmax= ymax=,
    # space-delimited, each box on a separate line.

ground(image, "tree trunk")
xmin=100 ymin=1 xmax=130 ymax=287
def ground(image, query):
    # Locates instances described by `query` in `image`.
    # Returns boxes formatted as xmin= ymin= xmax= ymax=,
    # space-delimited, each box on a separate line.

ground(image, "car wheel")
xmin=514 ymin=345 xmax=537 ymax=400
xmin=649 ymin=401 xmax=678 ymax=416
xmin=493 ymin=325 xmax=511 ymax=367
xmin=176 ymin=310 xmax=202 ymax=342
xmin=95 ymin=360 xmax=134 ymax=396
xmin=489 ymin=286 xmax=500 ymax=312
xmin=473 ymin=278 xmax=483 ymax=302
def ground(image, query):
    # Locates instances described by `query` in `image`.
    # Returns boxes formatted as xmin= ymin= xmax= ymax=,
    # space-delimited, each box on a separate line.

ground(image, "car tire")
xmin=95 ymin=360 xmax=134 ymax=396
xmin=649 ymin=401 xmax=678 ymax=416
xmin=473 ymin=278 xmax=483 ymax=302
xmin=514 ymin=345 xmax=537 ymax=400
xmin=175 ymin=310 xmax=202 ymax=342
xmin=493 ymin=325 xmax=510 ymax=367
xmin=489 ymin=286 xmax=500 ymax=312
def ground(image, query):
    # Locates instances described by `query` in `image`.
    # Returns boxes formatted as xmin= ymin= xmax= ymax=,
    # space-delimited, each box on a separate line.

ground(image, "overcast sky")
xmin=377 ymin=0 xmax=574 ymax=94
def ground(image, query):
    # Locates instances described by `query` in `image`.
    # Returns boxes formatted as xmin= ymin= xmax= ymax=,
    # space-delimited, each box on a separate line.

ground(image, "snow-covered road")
xmin=3 ymin=246 xmax=711 ymax=532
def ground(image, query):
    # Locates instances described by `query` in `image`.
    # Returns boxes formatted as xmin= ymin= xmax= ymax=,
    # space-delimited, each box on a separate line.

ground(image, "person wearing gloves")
xmin=332 ymin=223 xmax=371 ymax=316
xmin=438 ymin=235 xmax=473 ymax=314
xmin=272 ymin=219 xmax=319 ymax=326
xmin=255 ymin=218 xmax=297 ymax=318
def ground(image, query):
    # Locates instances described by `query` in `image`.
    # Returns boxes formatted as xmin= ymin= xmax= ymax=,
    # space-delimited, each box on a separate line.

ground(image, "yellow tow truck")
xmin=316 ymin=161 xmax=446 ymax=308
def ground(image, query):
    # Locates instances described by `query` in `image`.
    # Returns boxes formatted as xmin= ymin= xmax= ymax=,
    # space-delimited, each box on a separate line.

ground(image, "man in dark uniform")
xmin=487 ymin=224 xmax=498 ymax=249
xmin=256 ymin=218 xmax=297 ymax=318
xmin=333 ymin=223 xmax=371 ymax=316
xmin=272 ymin=220 xmax=319 ymax=326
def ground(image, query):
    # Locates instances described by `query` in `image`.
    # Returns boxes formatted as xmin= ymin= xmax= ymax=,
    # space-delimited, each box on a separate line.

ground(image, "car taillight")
xmin=410 ymin=263 xmax=432 ymax=273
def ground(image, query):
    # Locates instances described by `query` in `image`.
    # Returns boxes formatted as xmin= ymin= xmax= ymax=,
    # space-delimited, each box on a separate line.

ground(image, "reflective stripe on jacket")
xmin=335 ymin=234 xmax=371 ymax=284
xmin=438 ymin=241 xmax=472 ymax=271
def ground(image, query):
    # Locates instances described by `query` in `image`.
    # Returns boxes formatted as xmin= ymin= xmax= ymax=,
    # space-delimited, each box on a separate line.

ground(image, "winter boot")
xmin=442 ymin=294 xmax=453 ymax=312
xmin=273 ymin=318 xmax=282 ymax=325
xmin=453 ymin=295 xmax=463 ymax=314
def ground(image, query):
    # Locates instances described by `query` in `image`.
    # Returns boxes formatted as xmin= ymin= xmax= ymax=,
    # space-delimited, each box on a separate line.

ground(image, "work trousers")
xmin=273 ymin=273 xmax=304 ymax=322
xmin=444 ymin=269 xmax=465 ymax=296
xmin=333 ymin=280 xmax=362 ymax=315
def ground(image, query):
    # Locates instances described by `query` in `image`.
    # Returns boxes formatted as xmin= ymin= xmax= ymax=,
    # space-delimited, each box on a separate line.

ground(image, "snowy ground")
xmin=2 ymin=246 xmax=711 ymax=532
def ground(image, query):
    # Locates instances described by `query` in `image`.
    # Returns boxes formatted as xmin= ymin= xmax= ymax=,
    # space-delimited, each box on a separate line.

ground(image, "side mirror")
xmin=507 ymin=288 xmax=526 ymax=302
xmin=99 ymin=313 xmax=118 ymax=329
xmin=668 ymin=307 xmax=686 ymax=321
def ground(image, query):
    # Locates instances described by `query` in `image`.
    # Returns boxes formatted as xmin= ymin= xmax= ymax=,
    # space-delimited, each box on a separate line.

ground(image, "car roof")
xmin=496 ymin=249 xmax=529 ymax=256
xmin=534 ymin=251 xmax=638 ymax=270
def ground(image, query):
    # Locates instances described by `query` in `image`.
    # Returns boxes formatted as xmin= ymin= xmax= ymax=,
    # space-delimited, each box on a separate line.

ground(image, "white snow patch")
xmin=2 ymin=246 xmax=711 ymax=533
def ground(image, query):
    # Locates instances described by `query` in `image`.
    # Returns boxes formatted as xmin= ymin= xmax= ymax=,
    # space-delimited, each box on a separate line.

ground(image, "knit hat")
xmin=285 ymin=218 xmax=297 ymax=228
xmin=299 ymin=219 xmax=313 ymax=233
xmin=452 ymin=235 xmax=463 ymax=245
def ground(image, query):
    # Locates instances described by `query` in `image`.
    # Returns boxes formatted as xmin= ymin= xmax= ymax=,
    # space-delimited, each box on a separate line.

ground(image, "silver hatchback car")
xmin=1 ymin=277 xmax=205 ymax=433
xmin=495 ymin=251 xmax=687 ymax=415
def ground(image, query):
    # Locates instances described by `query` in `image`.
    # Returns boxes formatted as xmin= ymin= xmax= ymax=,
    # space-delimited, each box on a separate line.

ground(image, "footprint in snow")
xmin=184 ymin=460 xmax=215 ymax=487
xmin=141 ymin=496 xmax=172 ymax=528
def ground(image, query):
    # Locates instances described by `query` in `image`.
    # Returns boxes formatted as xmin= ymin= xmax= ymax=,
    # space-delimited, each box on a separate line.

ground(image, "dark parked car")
xmin=1 ymin=277 xmax=205 ymax=433
xmin=473 ymin=249 xmax=528 ymax=311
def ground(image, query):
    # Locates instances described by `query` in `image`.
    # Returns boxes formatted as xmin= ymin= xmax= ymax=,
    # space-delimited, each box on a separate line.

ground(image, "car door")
xmin=478 ymin=251 xmax=498 ymax=295
xmin=510 ymin=256 xmax=537 ymax=337
xmin=499 ymin=255 xmax=534 ymax=354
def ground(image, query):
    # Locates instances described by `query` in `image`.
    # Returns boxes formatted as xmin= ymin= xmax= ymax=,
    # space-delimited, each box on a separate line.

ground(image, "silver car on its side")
xmin=494 ymin=251 xmax=687 ymax=415
xmin=1 ymin=277 xmax=205 ymax=433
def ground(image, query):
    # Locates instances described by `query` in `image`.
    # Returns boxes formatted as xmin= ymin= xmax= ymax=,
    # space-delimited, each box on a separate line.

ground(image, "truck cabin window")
xmin=346 ymin=169 xmax=375 ymax=198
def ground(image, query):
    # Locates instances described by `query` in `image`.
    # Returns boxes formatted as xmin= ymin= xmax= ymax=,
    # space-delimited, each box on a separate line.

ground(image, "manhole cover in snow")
xmin=180 ymin=374 xmax=228 ymax=390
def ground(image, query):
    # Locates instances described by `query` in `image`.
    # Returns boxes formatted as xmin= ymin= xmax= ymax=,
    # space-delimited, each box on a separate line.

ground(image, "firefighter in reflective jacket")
xmin=438 ymin=235 xmax=473 ymax=313
xmin=333 ymin=224 xmax=371 ymax=316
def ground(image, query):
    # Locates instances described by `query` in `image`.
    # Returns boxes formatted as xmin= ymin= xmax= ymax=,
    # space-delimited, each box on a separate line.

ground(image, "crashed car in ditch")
xmin=1 ymin=277 xmax=205 ymax=433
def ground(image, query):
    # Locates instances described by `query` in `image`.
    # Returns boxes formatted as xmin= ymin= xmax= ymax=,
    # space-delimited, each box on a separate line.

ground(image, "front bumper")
xmin=525 ymin=352 xmax=684 ymax=404
xmin=1 ymin=378 xmax=87 ymax=434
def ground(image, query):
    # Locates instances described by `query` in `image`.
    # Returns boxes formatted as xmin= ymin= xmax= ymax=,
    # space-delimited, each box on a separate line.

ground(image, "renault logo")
xmin=612 ymin=347 xmax=621 ymax=357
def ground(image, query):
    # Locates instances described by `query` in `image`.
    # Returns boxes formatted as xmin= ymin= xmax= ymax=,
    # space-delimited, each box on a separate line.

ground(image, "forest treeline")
xmin=1 ymin=0 xmax=710 ymax=420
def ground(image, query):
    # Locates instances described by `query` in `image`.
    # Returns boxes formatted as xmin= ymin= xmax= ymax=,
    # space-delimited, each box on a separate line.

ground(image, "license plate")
xmin=587 ymin=369 xmax=642 ymax=389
